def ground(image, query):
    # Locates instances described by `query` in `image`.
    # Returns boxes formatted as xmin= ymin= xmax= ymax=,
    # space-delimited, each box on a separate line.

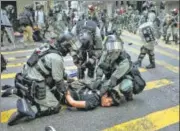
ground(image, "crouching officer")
xmin=70 ymin=19 xmax=103 ymax=79
xmin=7 ymin=32 xmax=77 ymax=126
xmin=95 ymin=35 xmax=134 ymax=101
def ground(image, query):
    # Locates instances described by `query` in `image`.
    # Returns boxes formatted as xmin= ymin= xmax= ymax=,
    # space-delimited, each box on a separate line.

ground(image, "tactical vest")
xmin=27 ymin=44 xmax=61 ymax=78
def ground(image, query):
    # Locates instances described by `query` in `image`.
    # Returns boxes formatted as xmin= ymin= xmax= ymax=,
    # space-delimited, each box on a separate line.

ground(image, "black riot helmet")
xmin=77 ymin=20 xmax=97 ymax=49
xmin=55 ymin=32 xmax=79 ymax=56
xmin=78 ymin=31 xmax=93 ymax=50
xmin=103 ymin=35 xmax=123 ymax=64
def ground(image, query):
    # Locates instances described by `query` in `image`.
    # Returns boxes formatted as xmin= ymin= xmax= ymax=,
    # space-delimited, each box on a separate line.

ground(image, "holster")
xmin=15 ymin=73 xmax=46 ymax=100
xmin=34 ymin=81 xmax=46 ymax=100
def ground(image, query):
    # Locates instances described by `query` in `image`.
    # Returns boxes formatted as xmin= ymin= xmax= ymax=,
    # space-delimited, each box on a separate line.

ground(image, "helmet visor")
xmin=106 ymin=41 xmax=122 ymax=52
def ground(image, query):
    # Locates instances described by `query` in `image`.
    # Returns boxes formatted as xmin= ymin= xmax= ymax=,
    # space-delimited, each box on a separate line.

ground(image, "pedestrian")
xmin=18 ymin=5 xmax=34 ymax=45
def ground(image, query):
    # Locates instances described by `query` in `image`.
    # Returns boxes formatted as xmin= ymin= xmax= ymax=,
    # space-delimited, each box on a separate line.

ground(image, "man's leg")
xmin=166 ymin=27 xmax=171 ymax=44
xmin=135 ymin=46 xmax=147 ymax=67
xmin=26 ymin=26 xmax=34 ymax=44
xmin=146 ymin=49 xmax=156 ymax=69
xmin=1 ymin=29 xmax=5 ymax=46
xmin=35 ymin=86 xmax=60 ymax=117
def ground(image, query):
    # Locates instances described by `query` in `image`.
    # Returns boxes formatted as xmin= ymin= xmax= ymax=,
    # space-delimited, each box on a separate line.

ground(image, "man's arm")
xmin=65 ymin=90 xmax=100 ymax=110
xmin=65 ymin=91 xmax=86 ymax=108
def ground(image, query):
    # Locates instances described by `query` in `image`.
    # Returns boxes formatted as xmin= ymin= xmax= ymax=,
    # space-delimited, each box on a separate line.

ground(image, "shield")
xmin=139 ymin=22 xmax=155 ymax=43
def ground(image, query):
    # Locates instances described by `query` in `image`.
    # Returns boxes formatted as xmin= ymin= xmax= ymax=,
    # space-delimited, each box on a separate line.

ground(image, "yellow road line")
xmin=0 ymin=105 xmax=67 ymax=123
xmin=1 ymin=49 xmax=34 ymax=55
xmin=0 ymin=109 xmax=17 ymax=123
xmin=7 ymin=62 xmax=26 ymax=68
xmin=1 ymin=73 xmax=16 ymax=79
xmin=1 ymin=67 xmax=147 ymax=79
xmin=0 ymin=78 xmax=173 ymax=123
xmin=7 ymin=56 xmax=30 ymax=61
xmin=127 ymin=47 xmax=179 ymax=74
xmin=123 ymin=31 xmax=179 ymax=52
xmin=104 ymin=105 xmax=179 ymax=131
xmin=156 ymin=60 xmax=179 ymax=73
xmin=145 ymin=79 xmax=173 ymax=90
xmin=123 ymin=38 xmax=179 ymax=61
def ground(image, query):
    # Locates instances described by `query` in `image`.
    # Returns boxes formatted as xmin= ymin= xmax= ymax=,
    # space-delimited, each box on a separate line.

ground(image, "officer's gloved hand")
xmin=66 ymin=78 xmax=75 ymax=83
xmin=56 ymin=80 xmax=68 ymax=94
xmin=85 ymin=59 xmax=95 ymax=68
xmin=110 ymin=76 xmax=118 ymax=88
xmin=91 ymin=79 xmax=102 ymax=89
xmin=99 ymin=62 xmax=110 ymax=71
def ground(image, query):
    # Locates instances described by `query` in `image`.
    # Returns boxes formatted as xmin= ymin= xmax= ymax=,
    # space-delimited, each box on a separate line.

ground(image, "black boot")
xmin=36 ymin=104 xmax=61 ymax=118
xmin=146 ymin=63 xmax=155 ymax=69
xmin=146 ymin=60 xmax=156 ymax=69
xmin=45 ymin=126 xmax=56 ymax=131
xmin=134 ymin=60 xmax=142 ymax=67
xmin=124 ymin=92 xmax=133 ymax=101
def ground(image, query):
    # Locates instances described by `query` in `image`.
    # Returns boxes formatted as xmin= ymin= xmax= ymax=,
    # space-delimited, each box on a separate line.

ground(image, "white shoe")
xmin=45 ymin=126 xmax=56 ymax=131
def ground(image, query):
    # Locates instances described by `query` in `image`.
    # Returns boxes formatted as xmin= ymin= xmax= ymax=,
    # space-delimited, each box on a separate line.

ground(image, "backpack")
xmin=129 ymin=63 xmax=146 ymax=94
xmin=18 ymin=11 xmax=32 ymax=26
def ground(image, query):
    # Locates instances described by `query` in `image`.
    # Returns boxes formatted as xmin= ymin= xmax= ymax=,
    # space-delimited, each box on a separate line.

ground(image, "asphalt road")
xmin=0 ymin=31 xmax=179 ymax=131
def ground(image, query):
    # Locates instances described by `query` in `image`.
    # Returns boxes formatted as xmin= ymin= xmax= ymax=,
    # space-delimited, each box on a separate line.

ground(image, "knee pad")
xmin=119 ymin=79 xmax=133 ymax=94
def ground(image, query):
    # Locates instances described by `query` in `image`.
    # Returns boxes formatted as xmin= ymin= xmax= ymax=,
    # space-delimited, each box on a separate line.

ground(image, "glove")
xmin=99 ymin=62 xmax=110 ymax=70
xmin=91 ymin=79 xmax=102 ymax=89
xmin=66 ymin=78 xmax=75 ymax=83
xmin=85 ymin=58 xmax=95 ymax=68
xmin=56 ymin=80 xmax=68 ymax=94
xmin=72 ymin=55 xmax=79 ymax=65
xmin=110 ymin=75 xmax=118 ymax=87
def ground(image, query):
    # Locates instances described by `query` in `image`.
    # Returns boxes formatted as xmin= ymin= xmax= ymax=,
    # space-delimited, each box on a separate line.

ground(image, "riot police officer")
xmin=95 ymin=35 xmax=134 ymax=101
xmin=135 ymin=4 xmax=159 ymax=69
xmin=7 ymin=32 xmax=78 ymax=125
xmin=71 ymin=19 xmax=103 ymax=79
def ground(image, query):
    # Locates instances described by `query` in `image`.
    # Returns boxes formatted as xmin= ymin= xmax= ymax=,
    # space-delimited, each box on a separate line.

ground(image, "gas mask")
xmin=55 ymin=32 xmax=78 ymax=56
xmin=78 ymin=31 xmax=93 ymax=50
